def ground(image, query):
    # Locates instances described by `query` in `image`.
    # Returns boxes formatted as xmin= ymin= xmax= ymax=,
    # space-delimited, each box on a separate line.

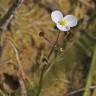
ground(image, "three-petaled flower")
xmin=51 ymin=10 xmax=78 ymax=31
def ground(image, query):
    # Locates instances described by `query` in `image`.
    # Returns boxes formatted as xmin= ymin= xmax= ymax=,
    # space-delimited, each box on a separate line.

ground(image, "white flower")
xmin=51 ymin=10 xmax=78 ymax=31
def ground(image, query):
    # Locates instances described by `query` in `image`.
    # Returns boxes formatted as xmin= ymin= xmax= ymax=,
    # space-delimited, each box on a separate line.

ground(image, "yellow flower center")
xmin=59 ymin=20 xmax=67 ymax=26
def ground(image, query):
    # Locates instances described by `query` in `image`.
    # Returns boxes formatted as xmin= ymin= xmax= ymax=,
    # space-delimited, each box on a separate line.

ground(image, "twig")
xmin=5 ymin=37 xmax=27 ymax=96
xmin=66 ymin=85 xmax=96 ymax=96
xmin=0 ymin=0 xmax=23 ymax=31
xmin=5 ymin=38 xmax=26 ymax=80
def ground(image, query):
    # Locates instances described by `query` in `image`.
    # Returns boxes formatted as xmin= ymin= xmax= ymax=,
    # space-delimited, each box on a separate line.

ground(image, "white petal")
xmin=56 ymin=24 xmax=70 ymax=31
xmin=63 ymin=15 xmax=77 ymax=27
xmin=51 ymin=10 xmax=63 ymax=23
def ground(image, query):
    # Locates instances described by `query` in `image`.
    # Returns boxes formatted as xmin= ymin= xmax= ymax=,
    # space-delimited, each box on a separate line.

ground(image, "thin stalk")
xmin=83 ymin=47 xmax=96 ymax=96
xmin=43 ymin=36 xmax=53 ymax=46
xmin=0 ymin=0 xmax=23 ymax=30
xmin=36 ymin=31 xmax=60 ymax=96
xmin=47 ymin=31 xmax=60 ymax=59
xmin=36 ymin=65 xmax=46 ymax=96
xmin=66 ymin=85 xmax=96 ymax=96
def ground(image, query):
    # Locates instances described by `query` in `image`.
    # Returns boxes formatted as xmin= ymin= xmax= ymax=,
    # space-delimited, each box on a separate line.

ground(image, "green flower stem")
xmin=36 ymin=31 xmax=60 ymax=96
xmin=36 ymin=65 xmax=46 ymax=96
xmin=83 ymin=46 xmax=96 ymax=96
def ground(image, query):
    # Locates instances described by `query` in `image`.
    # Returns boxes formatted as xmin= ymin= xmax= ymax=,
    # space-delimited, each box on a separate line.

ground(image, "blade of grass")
xmin=83 ymin=46 xmax=96 ymax=96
